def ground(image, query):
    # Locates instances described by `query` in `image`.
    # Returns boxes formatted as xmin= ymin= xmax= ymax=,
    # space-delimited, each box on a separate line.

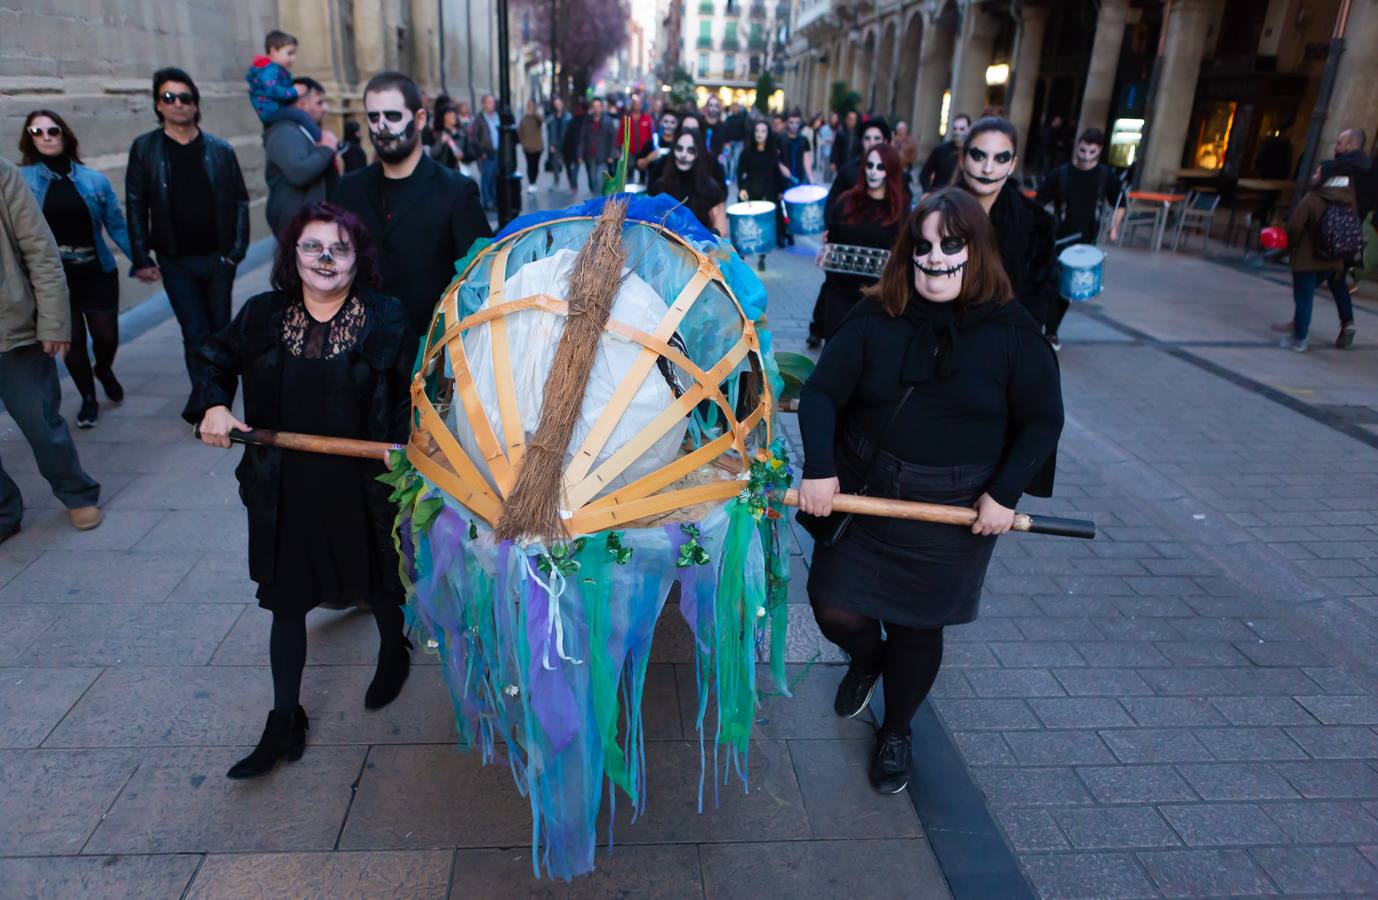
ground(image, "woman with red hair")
xmin=812 ymin=142 xmax=908 ymax=341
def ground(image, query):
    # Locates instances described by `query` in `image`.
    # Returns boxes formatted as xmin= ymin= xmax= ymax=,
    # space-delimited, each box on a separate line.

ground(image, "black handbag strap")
xmin=852 ymin=384 xmax=915 ymax=495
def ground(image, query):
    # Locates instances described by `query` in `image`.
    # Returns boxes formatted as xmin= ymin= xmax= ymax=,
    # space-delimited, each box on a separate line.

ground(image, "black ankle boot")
xmin=365 ymin=636 xmax=412 ymax=710
xmin=870 ymin=730 xmax=912 ymax=794
xmin=94 ymin=367 xmax=124 ymax=403
xmin=834 ymin=664 xmax=881 ymax=718
xmin=227 ymin=706 xmax=308 ymax=779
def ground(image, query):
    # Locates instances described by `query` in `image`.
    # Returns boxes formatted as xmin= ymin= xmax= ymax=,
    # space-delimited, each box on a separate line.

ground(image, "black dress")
xmin=255 ymin=297 xmax=392 ymax=613
xmin=814 ymin=195 xmax=901 ymax=340
xmin=800 ymin=297 xmax=1063 ymax=627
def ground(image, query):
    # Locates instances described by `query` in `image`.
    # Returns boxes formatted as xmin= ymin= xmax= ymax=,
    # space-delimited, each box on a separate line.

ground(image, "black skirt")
xmin=65 ymin=263 xmax=119 ymax=314
xmin=807 ymin=427 xmax=999 ymax=628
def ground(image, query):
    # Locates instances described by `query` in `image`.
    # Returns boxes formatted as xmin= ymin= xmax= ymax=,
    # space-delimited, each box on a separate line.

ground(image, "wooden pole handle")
xmin=191 ymin=427 xmax=1095 ymax=538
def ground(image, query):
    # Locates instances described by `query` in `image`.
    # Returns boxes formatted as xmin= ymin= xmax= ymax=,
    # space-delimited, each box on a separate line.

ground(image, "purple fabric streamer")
xmin=524 ymin=574 xmax=580 ymax=754
xmin=666 ymin=525 xmax=702 ymax=651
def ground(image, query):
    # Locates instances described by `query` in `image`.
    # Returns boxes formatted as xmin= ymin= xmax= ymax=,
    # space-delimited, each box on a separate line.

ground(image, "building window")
xmin=699 ymin=0 xmax=714 ymax=14
xmin=724 ymin=53 xmax=737 ymax=76
xmin=697 ymin=20 xmax=713 ymax=49
xmin=723 ymin=20 xmax=739 ymax=50
xmin=698 ymin=52 xmax=711 ymax=77
xmin=749 ymin=54 xmax=761 ymax=75
xmin=748 ymin=22 xmax=765 ymax=50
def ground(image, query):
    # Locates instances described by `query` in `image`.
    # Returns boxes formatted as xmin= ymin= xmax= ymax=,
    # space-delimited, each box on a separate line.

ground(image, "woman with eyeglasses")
xmin=797 ymin=188 xmax=1063 ymax=794
xmin=187 ymin=203 xmax=415 ymax=780
xmin=650 ymin=125 xmax=728 ymax=235
xmin=18 ymin=110 xmax=134 ymax=428
xmin=957 ymin=116 xmax=1060 ymax=338
xmin=811 ymin=143 xmax=908 ymax=342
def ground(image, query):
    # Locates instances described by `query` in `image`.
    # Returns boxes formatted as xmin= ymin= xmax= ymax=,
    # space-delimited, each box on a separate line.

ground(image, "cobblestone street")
xmin=3 ymin=202 xmax=1378 ymax=897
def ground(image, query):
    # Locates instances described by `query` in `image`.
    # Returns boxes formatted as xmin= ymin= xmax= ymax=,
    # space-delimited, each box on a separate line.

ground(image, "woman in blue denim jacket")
xmin=20 ymin=110 xmax=134 ymax=428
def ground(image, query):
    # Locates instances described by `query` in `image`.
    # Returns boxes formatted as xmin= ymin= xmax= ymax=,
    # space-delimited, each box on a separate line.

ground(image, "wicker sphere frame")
xmin=406 ymin=213 xmax=776 ymax=538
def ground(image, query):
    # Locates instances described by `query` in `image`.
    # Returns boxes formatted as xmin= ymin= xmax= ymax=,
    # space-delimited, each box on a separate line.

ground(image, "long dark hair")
xmin=964 ymin=116 xmax=1020 ymax=156
xmin=652 ymin=125 xmax=718 ymax=200
xmin=840 ymin=142 xmax=905 ymax=226
xmin=864 ymin=188 xmax=1013 ymax=315
xmin=270 ymin=203 xmax=380 ymax=298
xmin=19 ymin=110 xmax=80 ymax=165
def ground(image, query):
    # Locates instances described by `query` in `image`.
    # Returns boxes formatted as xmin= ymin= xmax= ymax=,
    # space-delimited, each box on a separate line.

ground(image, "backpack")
xmin=1315 ymin=201 xmax=1363 ymax=261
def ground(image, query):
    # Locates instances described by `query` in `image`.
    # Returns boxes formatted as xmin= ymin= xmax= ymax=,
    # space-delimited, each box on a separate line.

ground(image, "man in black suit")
xmin=331 ymin=71 xmax=492 ymax=342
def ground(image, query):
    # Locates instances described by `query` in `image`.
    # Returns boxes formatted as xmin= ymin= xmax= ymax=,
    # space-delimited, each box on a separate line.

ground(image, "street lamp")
xmin=496 ymin=0 xmax=522 ymax=227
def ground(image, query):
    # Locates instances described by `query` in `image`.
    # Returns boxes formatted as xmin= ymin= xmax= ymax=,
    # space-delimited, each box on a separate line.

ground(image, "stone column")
xmin=410 ymin=0 xmax=441 ymax=95
xmin=1007 ymin=2 xmax=1048 ymax=148
xmin=894 ymin=14 xmax=922 ymax=129
xmin=353 ymin=0 xmax=388 ymax=84
xmin=1139 ymin=0 xmax=1223 ymax=189
xmin=1076 ymin=0 xmax=1129 ymax=137
xmin=949 ymin=0 xmax=999 ymax=122
xmin=912 ymin=10 xmax=955 ymax=155
xmin=1319 ymin=0 xmax=1378 ymax=156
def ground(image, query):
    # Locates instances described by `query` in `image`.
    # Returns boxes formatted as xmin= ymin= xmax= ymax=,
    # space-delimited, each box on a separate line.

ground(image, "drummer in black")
xmin=797 ymin=188 xmax=1063 ymax=794
xmin=811 ymin=143 xmax=908 ymax=341
xmin=1034 ymin=128 xmax=1125 ymax=348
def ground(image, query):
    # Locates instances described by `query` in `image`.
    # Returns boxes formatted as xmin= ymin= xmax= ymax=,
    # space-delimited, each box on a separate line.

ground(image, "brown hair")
xmin=863 ymin=187 xmax=1013 ymax=316
xmin=19 ymin=110 xmax=80 ymax=165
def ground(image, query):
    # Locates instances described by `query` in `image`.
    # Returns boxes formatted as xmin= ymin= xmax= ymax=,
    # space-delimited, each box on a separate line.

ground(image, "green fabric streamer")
xmin=713 ymin=500 xmax=758 ymax=750
xmin=579 ymin=540 xmax=633 ymax=798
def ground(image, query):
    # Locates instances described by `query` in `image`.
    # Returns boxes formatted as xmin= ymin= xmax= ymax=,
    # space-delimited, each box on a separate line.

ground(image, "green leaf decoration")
xmin=774 ymin=351 xmax=816 ymax=386
xmin=468 ymin=519 xmax=478 ymax=541
xmin=605 ymin=531 xmax=634 ymax=565
xmin=602 ymin=117 xmax=635 ymax=196
xmin=412 ymin=495 xmax=445 ymax=532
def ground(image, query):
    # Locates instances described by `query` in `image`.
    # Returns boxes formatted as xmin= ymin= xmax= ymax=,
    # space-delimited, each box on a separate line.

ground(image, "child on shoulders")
xmin=246 ymin=30 xmax=320 ymax=140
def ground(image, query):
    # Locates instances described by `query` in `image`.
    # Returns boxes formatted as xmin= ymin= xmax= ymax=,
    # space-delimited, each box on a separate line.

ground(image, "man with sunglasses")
xmin=126 ymin=67 xmax=249 ymax=408
xmin=332 ymin=70 xmax=492 ymax=341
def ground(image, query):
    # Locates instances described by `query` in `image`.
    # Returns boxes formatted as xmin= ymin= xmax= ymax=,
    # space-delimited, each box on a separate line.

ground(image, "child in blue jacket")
xmin=246 ymin=30 xmax=320 ymax=140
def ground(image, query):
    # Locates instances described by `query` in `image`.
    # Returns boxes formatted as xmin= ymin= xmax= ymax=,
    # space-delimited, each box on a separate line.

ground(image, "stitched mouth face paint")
xmin=912 ymin=213 xmax=969 ymax=303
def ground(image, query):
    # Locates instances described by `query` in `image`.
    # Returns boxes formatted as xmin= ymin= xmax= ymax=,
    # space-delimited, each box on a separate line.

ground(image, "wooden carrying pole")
xmin=195 ymin=427 xmax=1096 ymax=539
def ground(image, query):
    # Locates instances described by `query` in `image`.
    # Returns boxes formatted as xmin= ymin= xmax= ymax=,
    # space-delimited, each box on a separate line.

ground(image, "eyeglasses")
xmin=296 ymin=240 xmax=355 ymax=259
xmin=366 ymin=110 xmax=406 ymax=124
xmin=27 ymin=126 xmax=62 ymax=138
xmin=159 ymin=91 xmax=196 ymax=106
xmin=966 ymin=147 xmax=1013 ymax=165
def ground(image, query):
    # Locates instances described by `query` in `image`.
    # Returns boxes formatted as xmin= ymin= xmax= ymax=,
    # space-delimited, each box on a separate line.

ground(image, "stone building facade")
xmin=2 ymin=0 xmax=512 ymax=309
xmin=781 ymin=0 xmax=1378 ymax=191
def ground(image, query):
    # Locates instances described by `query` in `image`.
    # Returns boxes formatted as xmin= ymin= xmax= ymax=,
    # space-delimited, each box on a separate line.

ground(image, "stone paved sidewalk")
xmin=0 ymin=187 xmax=950 ymax=899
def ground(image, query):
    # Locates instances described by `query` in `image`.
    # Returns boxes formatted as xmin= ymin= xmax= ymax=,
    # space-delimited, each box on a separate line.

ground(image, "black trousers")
xmin=159 ymin=253 xmax=235 ymax=406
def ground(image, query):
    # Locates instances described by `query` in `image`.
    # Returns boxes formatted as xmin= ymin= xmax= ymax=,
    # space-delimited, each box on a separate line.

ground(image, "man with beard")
xmin=332 ymin=71 xmax=492 ymax=342
xmin=918 ymin=113 xmax=970 ymax=192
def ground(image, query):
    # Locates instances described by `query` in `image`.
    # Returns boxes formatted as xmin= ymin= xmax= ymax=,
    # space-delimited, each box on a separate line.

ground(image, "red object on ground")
xmin=1259 ymin=226 xmax=1288 ymax=250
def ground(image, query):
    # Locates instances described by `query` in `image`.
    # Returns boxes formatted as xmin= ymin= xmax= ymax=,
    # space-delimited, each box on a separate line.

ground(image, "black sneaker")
xmin=1337 ymin=322 xmax=1356 ymax=349
xmin=833 ymin=664 xmax=881 ymax=718
xmin=94 ymin=367 xmax=124 ymax=403
xmin=75 ymin=397 xmax=98 ymax=429
xmin=870 ymin=731 xmax=912 ymax=794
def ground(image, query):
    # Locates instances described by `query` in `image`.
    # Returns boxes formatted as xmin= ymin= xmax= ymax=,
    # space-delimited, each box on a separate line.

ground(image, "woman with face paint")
xmin=650 ymin=125 xmax=729 ymax=236
xmin=187 ymin=203 xmax=417 ymax=780
xmin=810 ymin=143 xmax=908 ymax=341
xmin=957 ymin=117 xmax=1060 ymax=333
xmin=736 ymin=119 xmax=788 ymax=269
xmin=797 ymin=188 xmax=1064 ymax=794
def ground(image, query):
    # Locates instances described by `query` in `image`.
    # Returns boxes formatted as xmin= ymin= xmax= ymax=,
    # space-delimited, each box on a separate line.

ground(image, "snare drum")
xmin=726 ymin=201 xmax=777 ymax=256
xmin=782 ymin=184 xmax=828 ymax=236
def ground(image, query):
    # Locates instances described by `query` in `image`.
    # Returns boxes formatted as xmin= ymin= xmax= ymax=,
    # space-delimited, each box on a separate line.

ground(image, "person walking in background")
xmin=518 ymin=99 xmax=544 ymax=196
xmin=893 ymin=121 xmax=917 ymax=190
xmin=544 ymin=97 xmax=571 ymax=190
xmin=815 ymin=112 xmax=836 ymax=182
xmin=1277 ymin=161 xmax=1358 ymax=352
xmin=191 ymin=204 xmax=415 ymax=778
xmin=1034 ymin=128 xmax=1125 ymax=349
xmin=470 ymin=94 xmax=500 ymax=209
xmin=579 ymin=98 xmax=617 ymax=195
xmin=830 ymin=109 xmax=860 ymax=177
xmin=340 ymin=121 xmax=368 ymax=173
xmin=244 ymin=30 xmax=318 ymax=138
xmin=427 ymin=103 xmax=467 ymax=169
xmin=918 ymin=113 xmax=970 ymax=192
xmin=19 ymin=110 xmax=134 ymax=429
xmin=636 ymin=107 xmax=679 ymax=187
xmin=780 ymin=110 xmax=814 ymax=188
xmin=332 ymin=71 xmax=492 ymax=340
xmin=737 ymin=118 xmax=787 ymax=269
xmin=263 ymin=76 xmax=339 ymax=238
xmin=453 ymin=101 xmax=479 ymax=181
xmin=561 ymin=101 xmax=585 ymax=195
xmin=0 ymin=156 xmax=102 ymax=541
xmin=126 ymin=67 xmax=249 ymax=411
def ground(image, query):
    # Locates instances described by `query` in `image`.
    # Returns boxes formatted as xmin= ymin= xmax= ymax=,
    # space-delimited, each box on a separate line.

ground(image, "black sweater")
xmin=799 ymin=296 xmax=1063 ymax=508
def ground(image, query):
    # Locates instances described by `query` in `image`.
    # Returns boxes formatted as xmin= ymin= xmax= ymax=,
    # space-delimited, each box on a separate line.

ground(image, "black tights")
xmin=66 ymin=310 xmax=119 ymax=401
xmin=269 ymin=603 xmax=407 ymax=712
xmin=813 ymin=604 xmax=944 ymax=736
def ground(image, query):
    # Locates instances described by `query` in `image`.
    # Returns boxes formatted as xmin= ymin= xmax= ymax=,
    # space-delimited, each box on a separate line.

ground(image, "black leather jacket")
xmin=125 ymin=128 xmax=250 ymax=269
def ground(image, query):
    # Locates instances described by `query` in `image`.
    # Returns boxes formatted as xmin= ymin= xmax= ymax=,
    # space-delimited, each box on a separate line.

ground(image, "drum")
xmin=1057 ymin=243 xmax=1105 ymax=302
xmin=726 ymin=200 xmax=777 ymax=256
xmin=782 ymin=184 xmax=828 ymax=236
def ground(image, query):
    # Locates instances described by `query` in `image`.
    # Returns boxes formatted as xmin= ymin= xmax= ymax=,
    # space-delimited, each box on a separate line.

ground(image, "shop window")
xmin=1192 ymin=101 xmax=1237 ymax=170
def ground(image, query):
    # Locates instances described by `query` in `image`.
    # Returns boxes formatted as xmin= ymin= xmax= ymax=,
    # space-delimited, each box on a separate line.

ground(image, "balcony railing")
xmin=749 ymin=3 xmax=767 ymax=17
xmin=721 ymin=35 xmax=740 ymax=50
xmin=697 ymin=35 xmax=715 ymax=48
xmin=748 ymin=35 xmax=767 ymax=50
xmin=698 ymin=1 xmax=714 ymax=14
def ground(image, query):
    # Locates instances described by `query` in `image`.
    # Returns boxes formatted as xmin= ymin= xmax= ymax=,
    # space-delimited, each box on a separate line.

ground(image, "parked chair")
xmin=1117 ymin=192 xmax=1163 ymax=249
xmin=1171 ymin=188 xmax=1221 ymax=251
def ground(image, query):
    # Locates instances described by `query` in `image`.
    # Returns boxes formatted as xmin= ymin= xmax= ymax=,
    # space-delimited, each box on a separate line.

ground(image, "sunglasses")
xmin=297 ymin=240 xmax=355 ymax=259
xmin=27 ymin=126 xmax=62 ymax=138
xmin=366 ymin=110 xmax=406 ymax=124
xmin=914 ymin=237 xmax=967 ymax=256
xmin=159 ymin=91 xmax=196 ymax=106
xmin=966 ymin=147 xmax=1013 ymax=165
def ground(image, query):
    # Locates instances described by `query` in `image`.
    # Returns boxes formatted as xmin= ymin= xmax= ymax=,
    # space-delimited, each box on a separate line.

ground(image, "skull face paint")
xmin=1074 ymin=140 xmax=1102 ymax=171
xmin=673 ymin=134 xmax=697 ymax=172
xmin=863 ymin=149 xmax=887 ymax=190
xmin=962 ymin=130 xmax=1016 ymax=198
xmin=911 ymin=212 xmax=968 ymax=303
xmin=364 ymin=89 xmax=419 ymax=163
